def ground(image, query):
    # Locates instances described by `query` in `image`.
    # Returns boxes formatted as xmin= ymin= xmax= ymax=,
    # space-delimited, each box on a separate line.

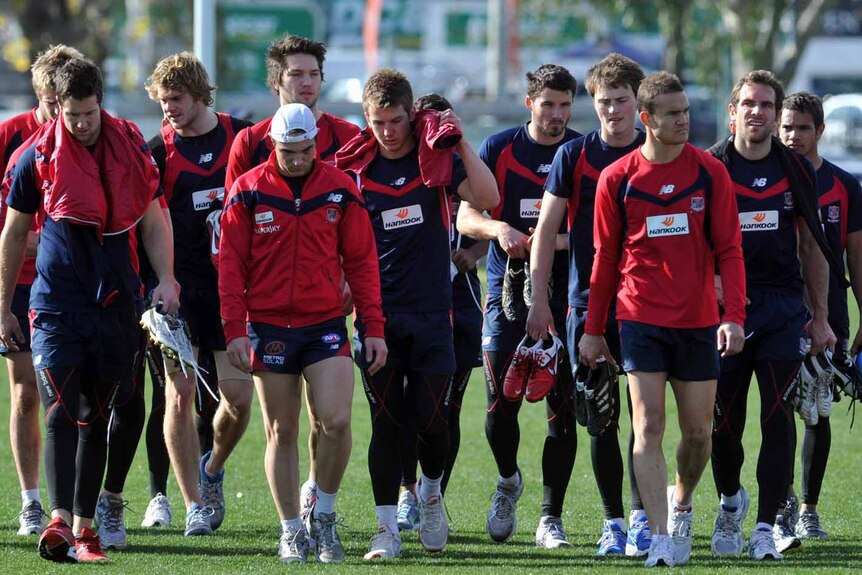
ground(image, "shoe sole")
xmin=363 ymin=551 xmax=400 ymax=561
xmin=102 ymin=541 xmax=128 ymax=550
xmin=39 ymin=537 xmax=77 ymax=563
xmin=18 ymin=526 xmax=45 ymax=536
xmin=185 ymin=528 xmax=213 ymax=536
xmin=777 ymin=539 xmax=803 ymax=554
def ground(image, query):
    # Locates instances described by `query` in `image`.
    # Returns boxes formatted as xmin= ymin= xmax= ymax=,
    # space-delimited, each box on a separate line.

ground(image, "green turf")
xmin=2 ymin=317 xmax=862 ymax=573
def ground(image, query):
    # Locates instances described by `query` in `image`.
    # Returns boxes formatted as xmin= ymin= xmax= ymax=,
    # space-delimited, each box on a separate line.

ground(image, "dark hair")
xmin=266 ymin=34 xmax=326 ymax=93
xmin=584 ymin=53 xmax=645 ymax=98
xmin=782 ymin=91 xmax=824 ymax=128
xmin=414 ymin=93 xmax=452 ymax=112
xmin=731 ymin=69 xmax=785 ymax=111
xmin=363 ymin=69 xmax=413 ymax=114
xmin=637 ymin=71 xmax=684 ymax=114
xmin=526 ymin=64 xmax=577 ymax=99
xmin=54 ymin=58 xmax=103 ymax=103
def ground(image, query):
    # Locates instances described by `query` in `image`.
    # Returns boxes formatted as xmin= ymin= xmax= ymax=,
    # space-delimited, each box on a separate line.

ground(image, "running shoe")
xmin=141 ymin=493 xmax=172 ymax=527
xmin=75 ymin=527 xmax=110 ymax=562
xmin=184 ymin=504 xmax=213 ymax=536
xmin=796 ymin=510 xmax=829 ymax=539
xmin=486 ymin=475 xmax=524 ymax=542
xmin=535 ymin=516 xmax=572 ymax=549
xmin=749 ymin=528 xmax=783 ymax=560
xmin=667 ymin=486 xmax=693 ymax=565
xmin=94 ymin=493 xmax=128 ymax=549
xmin=278 ymin=523 xmax=309 ymax=564
xmin=309 ymin=511 xmax=345 ymax=563
xmin=644 ymin=533 xmax=674 ymax=567
xmin=363 ymin=526 xmax=402 ymax=560
xmin=711 ymin=486 xmax=750 ymax=555
xmin=17 ymin=499 xmax=46 ymax=535
xmin=38 ymin=516 xmax=77 ymax=563
xmin=199 ymin=451 xmax=225 ymax=530
xmin=626 ymin=511 xmax=652 ymax=557
xmin=419 ymin=494 xmax=448 ymax=552
xmin=397 ymin=489 xmax=420 ymax=532
xmin=596 ymin=520 xmax=626 ymax=556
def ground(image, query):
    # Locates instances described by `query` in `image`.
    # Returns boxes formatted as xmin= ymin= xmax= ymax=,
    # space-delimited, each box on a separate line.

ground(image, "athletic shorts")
xmin=176 ymin=287 xmax=226 ymax=351
xmin=355 ymin=310 xmax=455 ymax=375
xmin=0 ymin=284 xmax=32 ymax=355
xmin=567 ymin=305 xmax=621 ymax=371
xmin=619 ymin=320 xmax=719 ymax=381
xmin=453 ymin=298 xmax=482 ymax=371
xmin=29 ymin=308 xmax=139 ymax=382
xmin=723 ymin=290 xmax=807 ymax=365
xmin=248 ymin=317 xmax=350 ymax=375
xmin=482 ymin=294 xmax=568 ymax=353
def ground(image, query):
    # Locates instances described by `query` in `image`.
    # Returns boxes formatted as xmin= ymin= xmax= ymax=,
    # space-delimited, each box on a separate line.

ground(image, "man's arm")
xmin=140 ymin=198 xmax=180 ymax=314
xmin=0 ymin=208 xmax=34 ymax=349
xmin=454 ymin=139 xmax=499 ymax=211
xmin=456 ymin=200 xmax=530 ymax=259
xmin=798 ymin=214 xmax=836 ymax=354
xmin=526 ymin=192 xmax=568 ymax=340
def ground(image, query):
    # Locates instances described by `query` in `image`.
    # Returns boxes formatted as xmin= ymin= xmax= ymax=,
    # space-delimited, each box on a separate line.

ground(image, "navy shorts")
xmin=248 ymin=317 xmax=350 ymax=375
xmin=619 ymin=320 xmax=720 ymax=381
xmin=176 ymin=287 xmax=226 ymax=351
xmin=29 ymin=308 xmax=139 ymax=382
xmin=567 ymin=305 xmax=622 ymax=371
xmin=0 ymin=284 xmax=32 ymax=355
xmin=723 ymin=291 xmax=807 ymax=366
xmin=482 ymin=294 xmax=568 ymax=353
xmin=453 ymin=299 xmax=482 ymax=371
xmin=355 ymin=310 xmax=455 ymax=375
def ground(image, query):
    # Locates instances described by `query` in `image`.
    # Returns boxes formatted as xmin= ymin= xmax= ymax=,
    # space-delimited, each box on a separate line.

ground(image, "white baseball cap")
xmin=270 ymin=103 xmax=318 ymax=143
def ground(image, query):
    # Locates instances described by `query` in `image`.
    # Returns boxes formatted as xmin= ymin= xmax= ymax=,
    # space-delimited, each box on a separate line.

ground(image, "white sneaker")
xmin=535 ymin=516 xmax=572 ymax=549
xmin=363 ymin=526 xmax=402 ymax=560
xmin=486 ymin=475 xmax=523 ymax=542
xmin=816 ymin=374 xmax=834 ymax=418
xmin=644 ymin=533 xmax=675 ymax=567
xmin=397 ymin=490 xmax=420 ymax=531
xmin=308 ymin=512 xmax=345 ymax=563
xmin=667 ymin=486 xmax=693 ymax=565
xmin=299 ymin=480 xmax=318 ymax=531
xmin=141 ymin=493 xmax=172 ymax=527
xmin=278 ymin=524 xmax=309 ymax=564
xmin=94 ymin=494 xmax=128 ymax=550
xmin=773 ymin=497 xmax=802 ymax=553
xmin=711 ymin=486 xmax=750 ymax=555
xmin=418 ymin=494 xmax=448 ymax=552
xmin=749 ymin=528 xmax=783 ymax=560
xmin=796 ymin=510 xmax=829 ymax=539
xmin=18 ymin=499 xmax=46 ymax=535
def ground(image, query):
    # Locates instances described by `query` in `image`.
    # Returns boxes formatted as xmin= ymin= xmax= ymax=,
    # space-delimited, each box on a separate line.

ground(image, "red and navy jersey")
xmin=545 ymin=129 xmax=645 ymax=308
xmin=817 ymin=159 xmax=862 ymax=341
xmin=727 ymin=148 xmax=804 ymax=298
xmin=586 ymin=143 xmax=745 ymax=333
xmin=1 ymin=109 xmax=40 ymax=168
xmin=219 ymin=156 xmax=384 ymax=342
xmin=350 ymin=146 xmax=467 ymax=313
xmin=226 ymin=112 xmax=360 ymax=191
xmin=479 ymin=123 xmax=580 ymax=297
xmin=1 ymin=109 xmax=43 ymax=286
xmin=146 ymin=114 xmax=250 ymax=290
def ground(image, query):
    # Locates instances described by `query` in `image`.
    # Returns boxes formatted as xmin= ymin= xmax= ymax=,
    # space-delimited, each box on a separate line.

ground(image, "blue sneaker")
xmin=596 ymin=520 xmax=626 ymax=556
xmin=199 ymin=451 xmax=225 ymax=530
xmin=396 ymin=490 xmax=420 ymax=532
xmin=626 ymin=512 xmax=651 ymax=557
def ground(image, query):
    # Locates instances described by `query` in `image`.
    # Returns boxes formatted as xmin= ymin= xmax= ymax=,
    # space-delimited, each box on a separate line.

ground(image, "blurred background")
xmin=1 ymin=0 xmax=861 ymax=166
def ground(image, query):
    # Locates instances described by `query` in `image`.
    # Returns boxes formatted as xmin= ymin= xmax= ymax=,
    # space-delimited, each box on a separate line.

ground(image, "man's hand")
xmin=227 ymin=336 xmax=253 ymax=373
xmin=0 ymin=310 xmax=24 ymax=352
xmin=717 ymin=321 xmax=745 ymax=357
xmin=525 ymin=301 xmax=555 ymax=342
xmin=151 ymin=278 xmax=181 ymax=315
xmin=451 ymin=248 xmax=479 ymax=275
xmin=579 ymin=333 xmax=613 ymax=369
xmin=808 ymin=317 xmax=837 ymax=355
xmin=497 ymin=222 xmax=530 ymax=259
xmin=365 ymin=336 xmax=388 ymax=375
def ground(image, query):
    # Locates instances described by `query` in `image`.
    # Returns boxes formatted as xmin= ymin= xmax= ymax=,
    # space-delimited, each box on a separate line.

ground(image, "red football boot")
xmin=75 ymin=527 xmax=111 ymax=562
xmin=503 ymin=335 xmax=535 ymax=400
xmin=526 ymin=335 xmax=563 ymax=402
xmin=39 ymin=516 xmax=77 ymax=563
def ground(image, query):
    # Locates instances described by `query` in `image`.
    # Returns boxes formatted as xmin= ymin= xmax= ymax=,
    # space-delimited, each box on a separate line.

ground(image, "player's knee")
xmin=11 ymin=382 xmax=40 ymax=415
xmin=166 ymin=377 xmax=196 ymax=412
xmin=263 ymin=418 xmax=299 ymax=447
xmin=219 ymin=380 xmax=253 ymax=414
xmin=634 ymin=411 xmax=665 ymax=444
xmin=319 ymin=410 xmax=351 ymax=438
xmin=680 ymin=422 xmax=711 ymax=449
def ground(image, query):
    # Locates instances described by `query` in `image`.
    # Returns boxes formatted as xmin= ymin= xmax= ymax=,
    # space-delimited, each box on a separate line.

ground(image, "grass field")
xmin=2 ymin=320 xmax=862 ymax=573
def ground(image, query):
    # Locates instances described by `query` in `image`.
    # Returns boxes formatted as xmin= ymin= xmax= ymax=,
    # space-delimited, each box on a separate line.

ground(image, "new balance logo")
xmin=326 ymin=193 xmax=343 ymax=203
xmin=390 ymin=177 xmax=406 ymax=186
xmin=659 ymin=184 xmax=675 ymax=195
xmin=536 ymin=164 xmax=552 ymax=174
xmin=752 ymin=177 xmax=768 ymax=187
xmin=646 ymin=213 xmax=689 ymax=237
xmin=199 ymin=152 xmax=213 ymax=164
xmin=381 ymin=204 xmax=424 ymax=230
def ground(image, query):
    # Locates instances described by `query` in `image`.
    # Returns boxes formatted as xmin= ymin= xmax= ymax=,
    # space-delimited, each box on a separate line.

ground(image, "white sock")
xmin=375 ymin=505 xmax=398 ymax=535
xmin=499 ymin=471 xmax=520 ymax=488
xmin=609 ymin=517 xmax=626 ymax=531
xmin=721 ymin=489 xmax=742 ymax=509
xmin=22 ymin=489 xmax=40 ymax=505
xmin=281 ymin=517 xmax=303 ymax=533
xmin=755 ymin=521 xmax=772 ymax=532
xmin=314 ymin=488 xmax=337 ymax=517
xmin=419 ymin=472 xmax=442 ymax=502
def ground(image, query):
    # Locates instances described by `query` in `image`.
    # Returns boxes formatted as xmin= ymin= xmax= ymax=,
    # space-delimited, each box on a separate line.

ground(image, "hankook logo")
xmin=381 ymin=205 xmax=424 ymax=230
xmin=646 ymin=213 xmax=689 ymax=237
xmin=520 ymin=198 xmax=542 ymax=218
xmin=192 ymin=187 xmax=224 ymax=211
xmin=739 ymin=210 xmax=778 ymax=231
